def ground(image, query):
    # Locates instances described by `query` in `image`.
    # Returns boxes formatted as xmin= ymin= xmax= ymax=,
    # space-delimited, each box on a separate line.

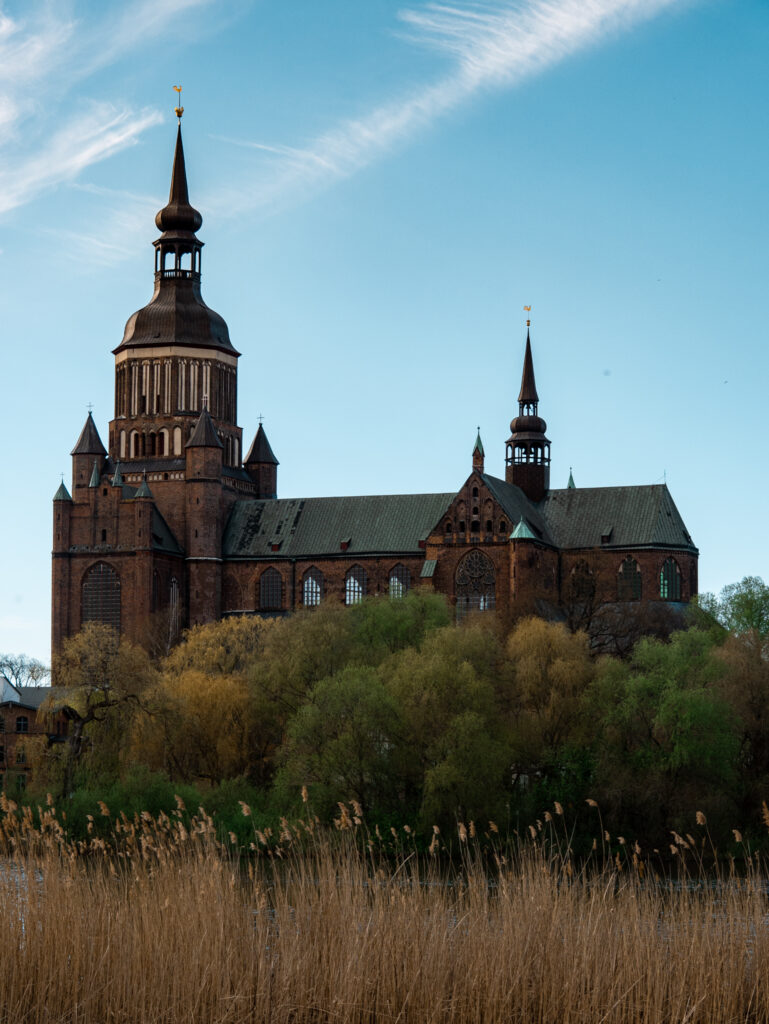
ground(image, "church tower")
xmin=108 ymin=117 xmax=244 ymax=480
xmin=505 ymin=326 xmax=551 ymax=502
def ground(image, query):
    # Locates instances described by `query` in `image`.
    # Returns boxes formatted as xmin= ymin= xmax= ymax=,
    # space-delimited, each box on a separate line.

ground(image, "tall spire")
xmin=155 ymin=124 xmax=202 ymax=235
xmin=505 ymin=324 xmax=551 ymax=501
xmin=517 ymin=328 xmax=539 ymax=410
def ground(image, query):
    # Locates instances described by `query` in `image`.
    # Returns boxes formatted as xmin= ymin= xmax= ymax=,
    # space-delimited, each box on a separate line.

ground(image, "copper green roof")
xmin=89 ymin=460 xmax=100 ymax=487
xmin=111 ymin=461 xmax=124 ymax=487
xmin=224 ymin=492 xmax=455 ymax=559
xmin=567 ymin=468 xmax=575 ymax=489
xmin=472 ymin=431 xmax=484 ymax=457
xmin=71 ymin=412 xmax=106 ymax=456
xmin=53 ymin=481 xmax=72 ymax=501
xmin=134 ymin=474 xmax=153 ymax=498
xmin=511 ymin=517 xmax=537 ymax=540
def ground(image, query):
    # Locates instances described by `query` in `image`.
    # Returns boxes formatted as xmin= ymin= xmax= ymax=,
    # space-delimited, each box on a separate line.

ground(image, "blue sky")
xmin=1 ymin=0 xmax=766 ymax=662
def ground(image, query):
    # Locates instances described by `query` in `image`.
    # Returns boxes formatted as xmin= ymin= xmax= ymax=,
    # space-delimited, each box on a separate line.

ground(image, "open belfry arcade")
xmin=51 ymin=112 xmax=698 ymax=656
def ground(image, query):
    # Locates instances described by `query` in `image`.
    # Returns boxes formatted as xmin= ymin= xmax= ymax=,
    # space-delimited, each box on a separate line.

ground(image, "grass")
xmin=1 ymin=795 xmax=769 ymax=1022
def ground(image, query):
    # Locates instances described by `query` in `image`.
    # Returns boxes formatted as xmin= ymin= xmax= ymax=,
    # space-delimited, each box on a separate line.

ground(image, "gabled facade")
xmin=52 ymin=123 xmax=698 ymax=656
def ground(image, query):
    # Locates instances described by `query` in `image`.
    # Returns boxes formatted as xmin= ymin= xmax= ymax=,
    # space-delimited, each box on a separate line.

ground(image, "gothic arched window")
xmin=617 ymin=557 xmax=642 ymax=601
xmin=455 ymin=549 xmax=495 ymax=618
xmin=389 ymin=564 xmax=410 ymax=600
xmin=303 ymin=568 xmax=323 ymax=607
xmin=259 ymin=568 xmax=283 ymax=611
xmin=345 ymin=565 xmax=367 ymax=605
xmin=169 ymin=577 xmax=180 ymax=641
xmin=660 ymin=558 xmax=681 ymax=601
xmin=82 ymin=562 xmax=121 ymax=632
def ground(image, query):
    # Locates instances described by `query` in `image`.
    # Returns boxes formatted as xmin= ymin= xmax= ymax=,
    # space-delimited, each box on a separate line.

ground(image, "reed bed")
xmin=1 ymin=797 xmax=769 ymax=1022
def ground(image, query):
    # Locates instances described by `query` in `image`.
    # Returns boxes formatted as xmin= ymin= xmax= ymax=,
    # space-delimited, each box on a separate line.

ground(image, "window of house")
xmin=617 ymin=557 xmax=642 ymax=601
xmin=345 ymin=565 xmax=367 ymax=605
xmin=389 ymin=564 xmax=410 ymax=599
xmin=660 ymin=558 xmax=681 ymax=601
xmin=302 ymin=568 xmax=323 ymax=607
xmin=15 ymin=717 xmax=28 ymax=734
xmin=16 ymin=747 xmax=25 ymax=764
xmin=259 ymin=568 xmax=283 ymax=611
xmin=15 ymin=775 xmax=25 ymax=792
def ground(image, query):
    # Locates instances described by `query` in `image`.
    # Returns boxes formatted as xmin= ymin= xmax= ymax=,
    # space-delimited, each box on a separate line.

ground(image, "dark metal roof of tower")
xmin=70 ymin=412 xmax=107 ymax=456
xmin=517 ymin=329 xmax=539 ymax=405
xmin=245 ymin=423 xmax=279 ymax=465
xmin=155 ymin=125 xmax=203 ymax=234
xmin=113 ymin=123 xmax=238 ymax=357
xmin=517 ymin=330 xmax=539 ymax=405
xmin=187 ymin=406 xmax=224 ymax=448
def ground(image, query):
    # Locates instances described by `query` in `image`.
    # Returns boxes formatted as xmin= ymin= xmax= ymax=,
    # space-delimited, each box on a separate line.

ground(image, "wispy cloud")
xmin=226 ymin=0 xmax=686 ymax=213
xmin=0 ymin=0 xmax=215 ymax=217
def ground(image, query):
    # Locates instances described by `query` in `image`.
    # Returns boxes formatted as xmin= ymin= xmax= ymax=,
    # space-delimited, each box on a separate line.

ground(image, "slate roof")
xmin=481 ymin=475 xmax=555 ymax=544
xmin=53 ymin=481 xmax=72 ymax=501
xmin=245 ymin=424 xmax=278 ymax=465
xmin=224 ymin=492 xmax=456 ymax=559
xmin=539 ymin=485 xmax=697 ymax=552
xmin=187 ymin=407 xmax=223 ymax=448
xmin=71 ymin=412 xmax=106 ymax=456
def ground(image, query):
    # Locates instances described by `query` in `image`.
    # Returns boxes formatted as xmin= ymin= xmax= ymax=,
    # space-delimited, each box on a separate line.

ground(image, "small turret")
xmin=244 ymin=422 xmax=278 ymax=499
xmin=185 ymin=405 xmax=224 ymax=626
xmin=71 ymin=412 xmax=106 ymax=496
xmin=472 ymin=429 xmax=484 ymax=473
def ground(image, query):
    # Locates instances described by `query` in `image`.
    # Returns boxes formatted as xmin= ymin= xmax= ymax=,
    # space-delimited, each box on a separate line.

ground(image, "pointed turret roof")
xmin=568 ymin=468 xmax=576 ymax=489
xmin=155 ymin=125 xmax=203 ymax=234
xmin=517 ymin=329 xmax=539 ymax=405
xmin=472 ymin=430 xmax=484 ymax=457
xmin=111 ymin=461 xmax=124 ymax=487
xmin=187 ymin=406 xmax=223 ymax=448
xmin=89 ymin=459 xmax=100 ymax=487
xmin=134 ymin=473 xmax=153 ymax=498
xmin=53 ymin=480 xmax=72 ymax=502
xmin=245 ymin=423 xmax=278 ymax=465
xmin=511 ymin=516 xmax=537 ymax=540
xmin=71 ymin=412 xmax=106 ymax=456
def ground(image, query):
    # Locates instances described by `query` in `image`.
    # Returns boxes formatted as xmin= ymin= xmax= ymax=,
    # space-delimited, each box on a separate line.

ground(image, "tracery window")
xmin=617 ymin=557 xmax=642 ymax=601
xmin=259 ymin=568 xmax=283 ymax=611
xmin=345 ymin=565 xmax=367 ymax=605
xmin=82 ymin=562 xmax=121 ymax=632
xmin=303 ymin=568 xmax=323 ymax=607
xmin=660 ymin=558 xmax=681 ymax=601
xmin=389 ymin=564 xmax=410 ymax=599
xmin=455 ymin=549 xmax=496 ymax=618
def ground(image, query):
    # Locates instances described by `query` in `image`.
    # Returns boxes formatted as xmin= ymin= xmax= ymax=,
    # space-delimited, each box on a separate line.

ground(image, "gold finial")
xmin=523 ymin=305 xmax=531 ymax=327
xmin=173 ymin=85 xmax=184 ymax=122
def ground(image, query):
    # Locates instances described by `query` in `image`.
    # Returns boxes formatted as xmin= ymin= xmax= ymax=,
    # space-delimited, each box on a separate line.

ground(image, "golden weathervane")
xmin=173 ymin=85 xmax=184 ymax=122
xmin=523 ymin=304 xmax=532 ymax=327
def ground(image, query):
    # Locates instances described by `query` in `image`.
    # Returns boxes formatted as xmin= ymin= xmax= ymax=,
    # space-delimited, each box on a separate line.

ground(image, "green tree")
xmin=588 ymin=629 xmax=738 ymax=837
xmin=277 ymin=666 xmax=402 ymax=814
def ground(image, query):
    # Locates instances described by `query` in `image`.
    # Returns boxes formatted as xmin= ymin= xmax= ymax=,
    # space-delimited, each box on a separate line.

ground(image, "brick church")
xmin=51 ymin=120 xmax=698 ymax=655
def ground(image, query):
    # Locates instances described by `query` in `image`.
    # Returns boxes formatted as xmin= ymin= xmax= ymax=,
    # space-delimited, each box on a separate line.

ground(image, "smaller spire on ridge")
xmin=245 ymin=423 xmax=278 ymax=466
xmin=111 ymin=461 xmax=124 ymax=488
xmin=568 ymin=467 xmax=576 ymax=489
xmin=472 ymin=427 xmax=485 ymax=472
xmin=89 ymin=459 xmax=100 ymax=488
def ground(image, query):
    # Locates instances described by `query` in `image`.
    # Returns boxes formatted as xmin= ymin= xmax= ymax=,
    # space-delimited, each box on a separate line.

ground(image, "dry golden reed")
xmin=0 ymin=799 xmax=767 ymax=1023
